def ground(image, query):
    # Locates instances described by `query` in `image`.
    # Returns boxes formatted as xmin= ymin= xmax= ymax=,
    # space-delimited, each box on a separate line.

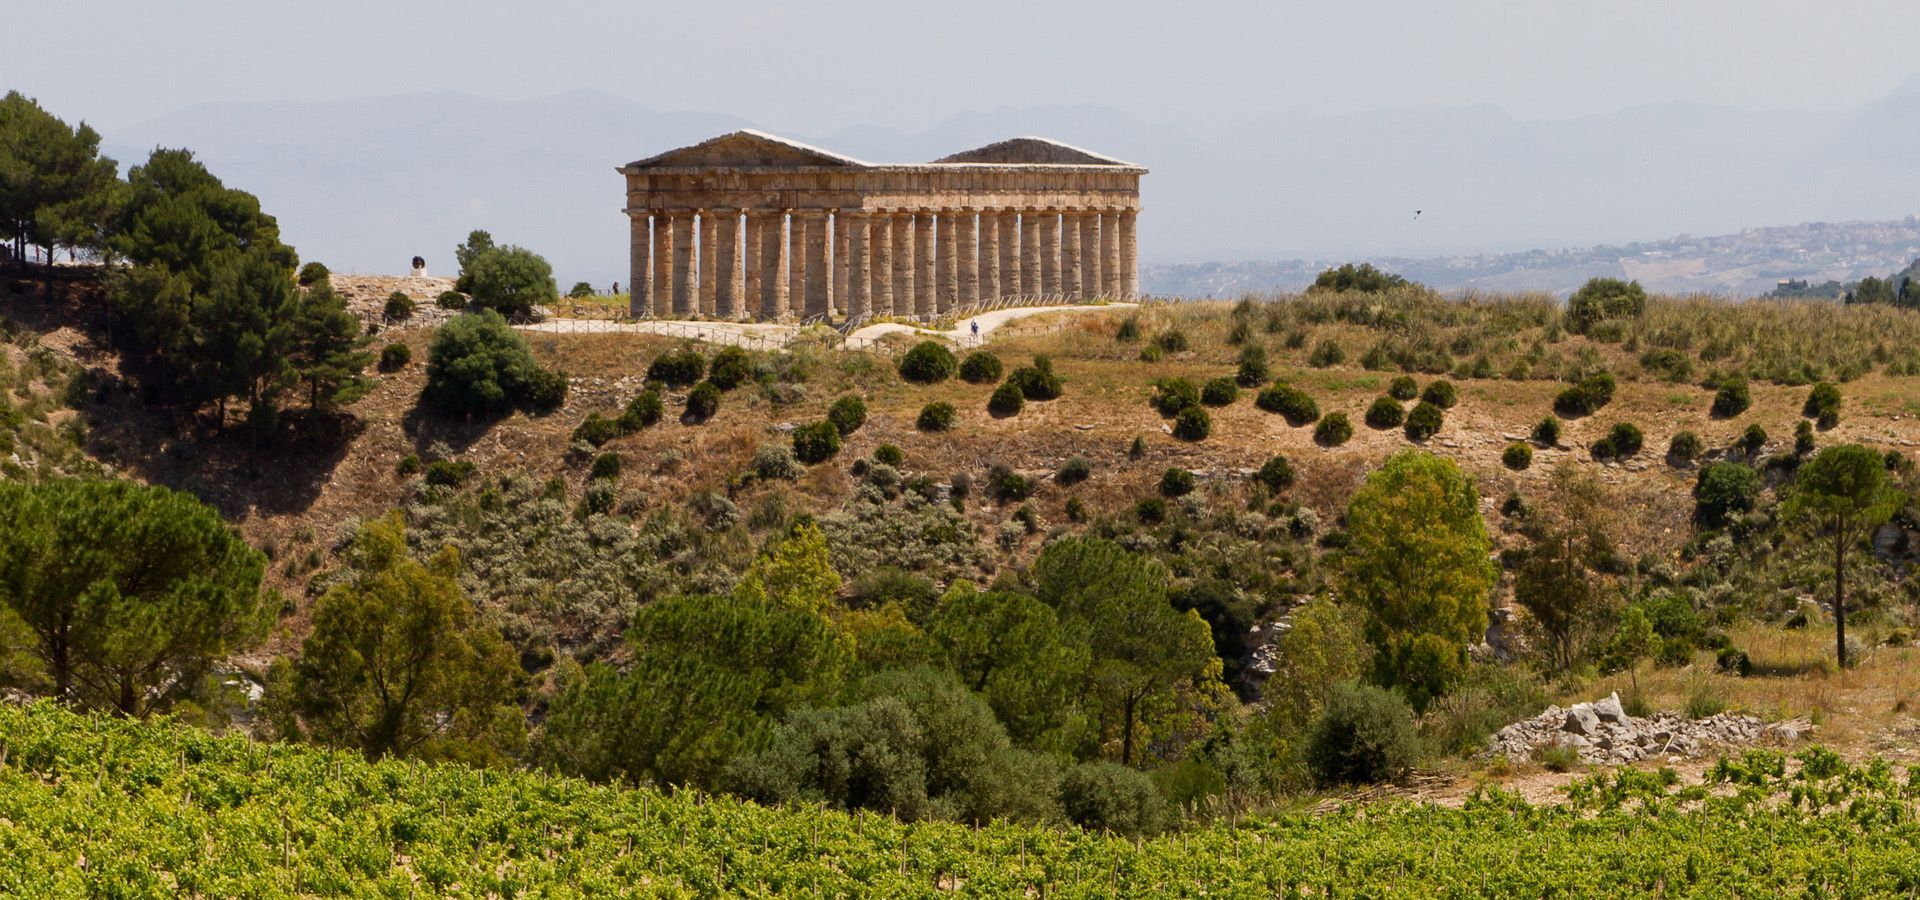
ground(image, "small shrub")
xmin=521 ymin=367 xmax=568 ymax=413
xmin=424 ymin=459 xmax=475 ymax=487
xmin=1532 ymin=744 xmax=1581 ymax=773
xmin=1128 ymin=435 xmax=1147 ymax=460
xmin=898 ymin=341 xmax=957 ymax=384
xmin=435 ymin=290 xmax=467 ymax=310
xmin=1804 ymin=382 xmax=1841 ymax=429
xmin=1059 ymin=762 xmax=1168 ymax=837
xmin=1200 ymin=377 xmax=1239 ymax=407
xmin=1403 ymin=400 xmax=1443 ymax=441
xmin=1388 ymin=375 xmax=1419 ymax=401
xmin=1502 ymin=443 xmax=1533 ymax=470
xmin=395 ymin=454 xmax=420 ymax=476
xmin=1531 ymin=416 xmax=1562 ymax=447
xmin=988 ymin=382 xmax=1025 ymax=417
xmin=620 ymin=389 xmax=663 ymax=430
xmin=1151 ymin=378 xmax=1201 ymax=416
xmin=1668 ymin=430 xmax=1703 ymax=462
xmin=1737 ymin=423 xmax=1768 ymax=457
xmin=1135 ymin=497 xmax=1167 ymax=524
xmin=1057 ymin=456 xmax=1092 ymax=485
xmin=1553 ymin=372 xmax=1616 ymax=417
xmin=1365 ymin=396 xmax=1405 ymax=429
xmin=1153 ymin=330 xmax=1189 ymax=353
xmin=1235 ymin=345 xmax=1270 ymax=387
xmin=1256 ymin=384 xmax=1320 ymax=426
xmin=684 ymin=381 xmax=721 ymax=422
xmin=1007 ymin=359 xmax=1061 ymax=401
xmin=1314 ymin=412 xmax=1353 ymax=447
xmin=1591 ymin=422 xmax=1644 ymax=460
xmin=1693 ymin=461 xmax=1760 ymax=528
xmin=873 ymin=444 xmax=904 ymax=467
xmin=1115 ymin=317 xmax=1141 ymax=343
xmin=589 ymin=452 xmax=622 ymax=481
xmin=958 ymin=351 xmax=1004 ymax=384
xmin=987 ymin=464 xmax=1032 ymax=502
xmin=382 ymin=291 xmax=415 ymax=321
xmin=1308 ymin=339 xmax=1345 ymax=368
xmin=752 ymin=442 xmax=803 ymax=481
xmin=707 ymin=346 xmax=754 ymax=390
xmin=297 ymin=261 xmax=330 ymax=286
xmin=1137 ymin=345 xmax=1164 ymax=363
xmin=568 ymin=281 xmax=595 ymax=299
xmin=1255 ymin=454 xmax=1294 ymax=492
xmin=377 ymin=342 xmax=411 ymax=372
xmin=1305 ymin=683 xmax=1420 ymax=785
xmin=571 ymin=413 xmax=620 ymax=447
xmin=1567 ymin=277 xmax=1647 ymax=334
xmin=1159 ymin=467 xmax=1196 ymax=497
xmin=792 ymin=421 xmax=842 ymax=463
xmin=1710 ymin=378 xmax=1752 ymax=418
xmin=917 ymin=401 xmax=957 ymax=431
xmin=1716 ymin=646 xmax=1753 ymax=677
xmin=827 ymin=395 xmax=867 ymax=435
xmin=1684 ymin=684 xmax=1727 ymax=719
xmin=1420 ymin=379 xmax=1458 ymax=409
xmin=1172 ymin=406 xmax=1211 ymax=441
xmin=647 ymin=348 xmax=707 ymax=387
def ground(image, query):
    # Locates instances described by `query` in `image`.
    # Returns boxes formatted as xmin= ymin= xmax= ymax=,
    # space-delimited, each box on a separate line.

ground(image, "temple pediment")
xmin=932 ymin=137 xmax=1137 ymax=167
xmin=623 ymin=130 xmax=871 ymax=170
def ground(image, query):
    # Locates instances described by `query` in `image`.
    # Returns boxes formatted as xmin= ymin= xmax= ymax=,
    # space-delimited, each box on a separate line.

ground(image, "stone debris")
xmin=1485 ymin=692 xmax=1812 ymax=765
xmin=329 ymin=273 xmax=461 ymax=327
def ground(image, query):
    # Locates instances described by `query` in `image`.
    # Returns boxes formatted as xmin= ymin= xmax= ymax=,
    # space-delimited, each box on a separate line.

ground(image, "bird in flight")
xmin=1413 ymin=210 xmax=1423 ymax=220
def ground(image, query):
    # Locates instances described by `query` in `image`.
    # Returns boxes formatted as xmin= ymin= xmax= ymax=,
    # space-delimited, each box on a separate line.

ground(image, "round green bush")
xmin=568 ymin=281 xmax=595 ymax=299
xmin=1134 ymin=497 xmax=1167 ymax=524
xmin=1737 ymin=423 xmax=1768 ymax=457
xmin=1137 ymin=344 xmax=1165 ymax=363
xmin=1693 ymin=461 xmax=1760 ymax=528
xmin=1668 ymin=430 xmax=1703 ymax=462
xmin=1804 ymin=382 xmax=1841 ymax=429
xmin=1151 ymin=378 xmax=1200 ymax=416
xmin=916 ymin=401 xmax=957 ymax=431
xmin=1308 ymin=339 xmax=1345 ymax=368
xmin=1235 ymin=345 xmax=1270 ymax=387
xmin=898 ymin=340 xmax=957 ymax=384
xmin=1200 ymin=377 xmax=1239 ymax=407
xmin=1364 ymin=396 xmax=1405 ymax=429
xmin=423 ymin=310 xmax=560 ymax=417
xmin=1305 ymin=682 xmax=1420 ymax=786
xmin=872 ymin=444 xmax=904 ymax=467
xmin=523 ymin=368 xmax=569 ymax=414
xmin=1057 ymin=456 xmax=1092 ymax=485
xmin=1059 ymin=762 xmax=1169 ymax=837
xmin=827 ymin=395 xmax=867 ymax=436
xmin=1531 ymin=416 xmax=1562 ymax=447
xmin=1255 ymin=384 xmax=1320 ymax=426
xmin=683 ymin=381 xmax=721 ymax=422
xmin=1255 ymin=454 xmax=1294 ymax=492
xmin=1795 ymin=419 xmax=1816 ymax=455
xmin=1314 ymin=412 xmax=1353 ymax=447
xmin=1420 ymin=379 xmax=1458 ymax=409
xmin=1502 ymin=443 xmax=1533 ymax=470
xmin=588 ymin=452 xmax=621 ymax=481
xmin=1115 ymin=318 xmax=1141 ymax=343
xmin=377 ymin=342 xmax=411 ymax=372
xmin=571 ymin=413 xmax=619 ymax=447
xmin=1567 ymin=277 xmax=1648 ymax=334
xmin=1387 ymin=375 xmax=1419 ymax=401
xmin=1153 ymin=330 xmax=1188 ymax=353
xmin=792 ymin=420 xmax=842 ymax=463
xmin=646 ymin=348 xmax=706 ymax=387
xmin=1710 ymin=378 xmax=1752 ymax=419
xmin=957 ymin=350 xmax=1004 ymax=384
xmin=424 ymin=459 xmax=476 ymax=487
xmin=1172 ymin=405 xmax=1211 ymax=441
xmin=1553 ymin=372 xmax=1616 ymax=417
xmin=1403 ymin=400 xmax=1444 ymax=441
xmin=435 ymin=290 xmax=467 ymax=310
xmin=296 ymin=261 xmax=330 ymax=286
xmin=707 ymin=346 xmax=754 ymax=391
xmin=384 ymin=291 xmax=415 ymax=320
xmin=620 ymin=389 xmax=663 ymax=430
xmin=1007 ymin=359 xmax=1061 ymax=401
xmin=988 ymin=382 xmax=1025 ymax=417
xmin=1159 ymin=467 xmax=1196 ymax=497
xmin=987 ymin=464 xmax=1031 ymax=502
xmin=1591 ymin=422 xmax=1644 ymax=460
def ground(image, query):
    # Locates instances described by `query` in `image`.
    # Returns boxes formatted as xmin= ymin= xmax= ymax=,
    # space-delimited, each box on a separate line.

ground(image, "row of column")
xmin=628 ymin=207 xmax=1138 ymax=320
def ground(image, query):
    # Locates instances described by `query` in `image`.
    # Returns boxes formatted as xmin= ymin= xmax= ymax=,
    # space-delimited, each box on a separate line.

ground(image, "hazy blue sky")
xmin=12 ymin=0 xmax=1920 ymax=132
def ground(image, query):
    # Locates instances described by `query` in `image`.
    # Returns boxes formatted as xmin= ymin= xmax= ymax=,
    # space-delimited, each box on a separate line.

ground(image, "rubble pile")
xmin=1486 ymin=692 xmax=1811 ymax=765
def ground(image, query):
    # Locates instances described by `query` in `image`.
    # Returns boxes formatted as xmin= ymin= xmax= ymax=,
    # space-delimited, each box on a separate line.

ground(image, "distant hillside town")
xmin=1145 ymin=217 xmax=1920 ymax=299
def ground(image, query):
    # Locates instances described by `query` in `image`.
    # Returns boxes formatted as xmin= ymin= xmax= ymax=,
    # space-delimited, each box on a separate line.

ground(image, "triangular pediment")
xmin=932 ymin=137 xmax=1137 ymax=167
xmin=624 ymin=130 xmax=871 ymax=170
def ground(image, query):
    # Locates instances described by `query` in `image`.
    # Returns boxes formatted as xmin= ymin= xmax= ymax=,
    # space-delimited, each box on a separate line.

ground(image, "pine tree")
xmin=287 ymin=279 xmax=373 ymax=412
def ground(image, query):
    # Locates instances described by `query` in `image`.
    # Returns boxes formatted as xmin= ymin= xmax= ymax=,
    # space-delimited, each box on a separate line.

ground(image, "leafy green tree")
xmin=422 ymin=310 xmax=564 ymax=416
xmin=931 ymin=585 xmax=1090 ymax=745
xmin=1605 ymin=605 xmax=1658 ymax=693
xmin=1031 ymin=537 xmax=1224 ymax=766
xmin=0 ymin=91 xmax=121 ymax=294
xmin=0 ymin=479 xmax=268 ymax=716
xmin=1693 ymin=461 xmax=1761 ymax=529
xmin=1308 ymin=263 xmax=1410 ymax=294
xmin=458 ymin=235 xmax=557 ymax=317
xmin=1513 ymin=463 xmax=1620 ymax=671
xmin=274 ymin=513 xmax=522 ymax=763
xmin=1340 ymin=451 xmax=1495 ymax=709
xmin=1848 ymin=276 xmax=1895 ymax=306
xmin=287 ymin=279 xmax=374 ymax=411
xmin=1785 ymin=445 xmax=1905 ymax=669
xmin=1260 ymin=599 xmax=1369 ymax=733
xmin=1567 ymin=278 xmax=1647 ymax=333
xmin=737 ymin=521 xmax=841 ymax=614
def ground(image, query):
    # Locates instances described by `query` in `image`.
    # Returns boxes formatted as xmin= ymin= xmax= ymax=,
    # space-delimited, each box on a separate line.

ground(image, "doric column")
xmin=956 ymin=209 xmax=979 ymax=310
xmin=870 ymin=211 xmax=893 ymax=317
xmin=914 ymin=210 xmax=936 ymax=318
xmin=629 ymin=212 xmax=652 ymax=317
xmin=743 ymin=211 xmax=764 ymax=319
xmin=1100 ymin=210 xmax=1121 ymax=298
xmin=843 ymin=210 xmax=871 ymax=321
xmin=1020 ymin=210 xmax=1042 ymax=298
xmin=832 ymin=212 xmax=850 ymax=318
xmin=800 ymin=210 xmax=829 ymax=319
xmin=788 ymin=212 xmax=807 ymax=318
xmin=713 ymin=210 xmax=741 ymax=318
xmin=936 ymin=210 xmax=960 ymax=313
xmin=763 ymin=210 xmax=790 ymax=319
xmin=1037 ymin=209 xmax=1060 ymax=297
xmin=1079 ymin=212 xmax=1099 ymax=300
xmin=651 ymin=211 xmax=673 ymax=316
xmin=698 ymin=211 xmax=718 ymax=316
xmin=978 ymin=209 xmax=1002 ymax=304
xmin=999 ymin=210 xmax=1021 ymax=300
xmin=1119 ymin=209 xmax=1139 ymax=299
xmin=890 ymin=213 xmax=914 ymax=318
xmin=671 ymin=213 xmax=695 ymax=315
xmin=1060 ymin=210 xmax=1082 ymax=300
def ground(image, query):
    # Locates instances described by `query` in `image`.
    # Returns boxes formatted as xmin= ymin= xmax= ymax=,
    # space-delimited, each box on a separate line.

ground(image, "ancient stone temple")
xmin=618 ymin=131 xmax=1145 ymax=322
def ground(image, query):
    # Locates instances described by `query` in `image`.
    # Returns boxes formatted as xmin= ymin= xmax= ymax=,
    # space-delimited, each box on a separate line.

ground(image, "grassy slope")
xmin=6 ymin=699 xmax=1920 ymax=897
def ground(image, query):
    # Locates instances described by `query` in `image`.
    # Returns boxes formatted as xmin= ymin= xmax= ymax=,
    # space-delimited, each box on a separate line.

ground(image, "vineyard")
xmin=4 ymin=702 xmax=1920 ymax=897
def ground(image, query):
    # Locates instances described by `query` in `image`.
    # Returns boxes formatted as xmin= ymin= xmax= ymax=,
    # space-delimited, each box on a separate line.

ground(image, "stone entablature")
xmin=619 ymin=131 xmax=1144 ymax=322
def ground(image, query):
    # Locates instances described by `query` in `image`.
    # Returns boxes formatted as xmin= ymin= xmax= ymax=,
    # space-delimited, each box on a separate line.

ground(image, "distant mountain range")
xmin=1145 ymin=218 xmax=1920 ymax=298
xmin=101 ymin=86 xmax=1920 ymax=291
